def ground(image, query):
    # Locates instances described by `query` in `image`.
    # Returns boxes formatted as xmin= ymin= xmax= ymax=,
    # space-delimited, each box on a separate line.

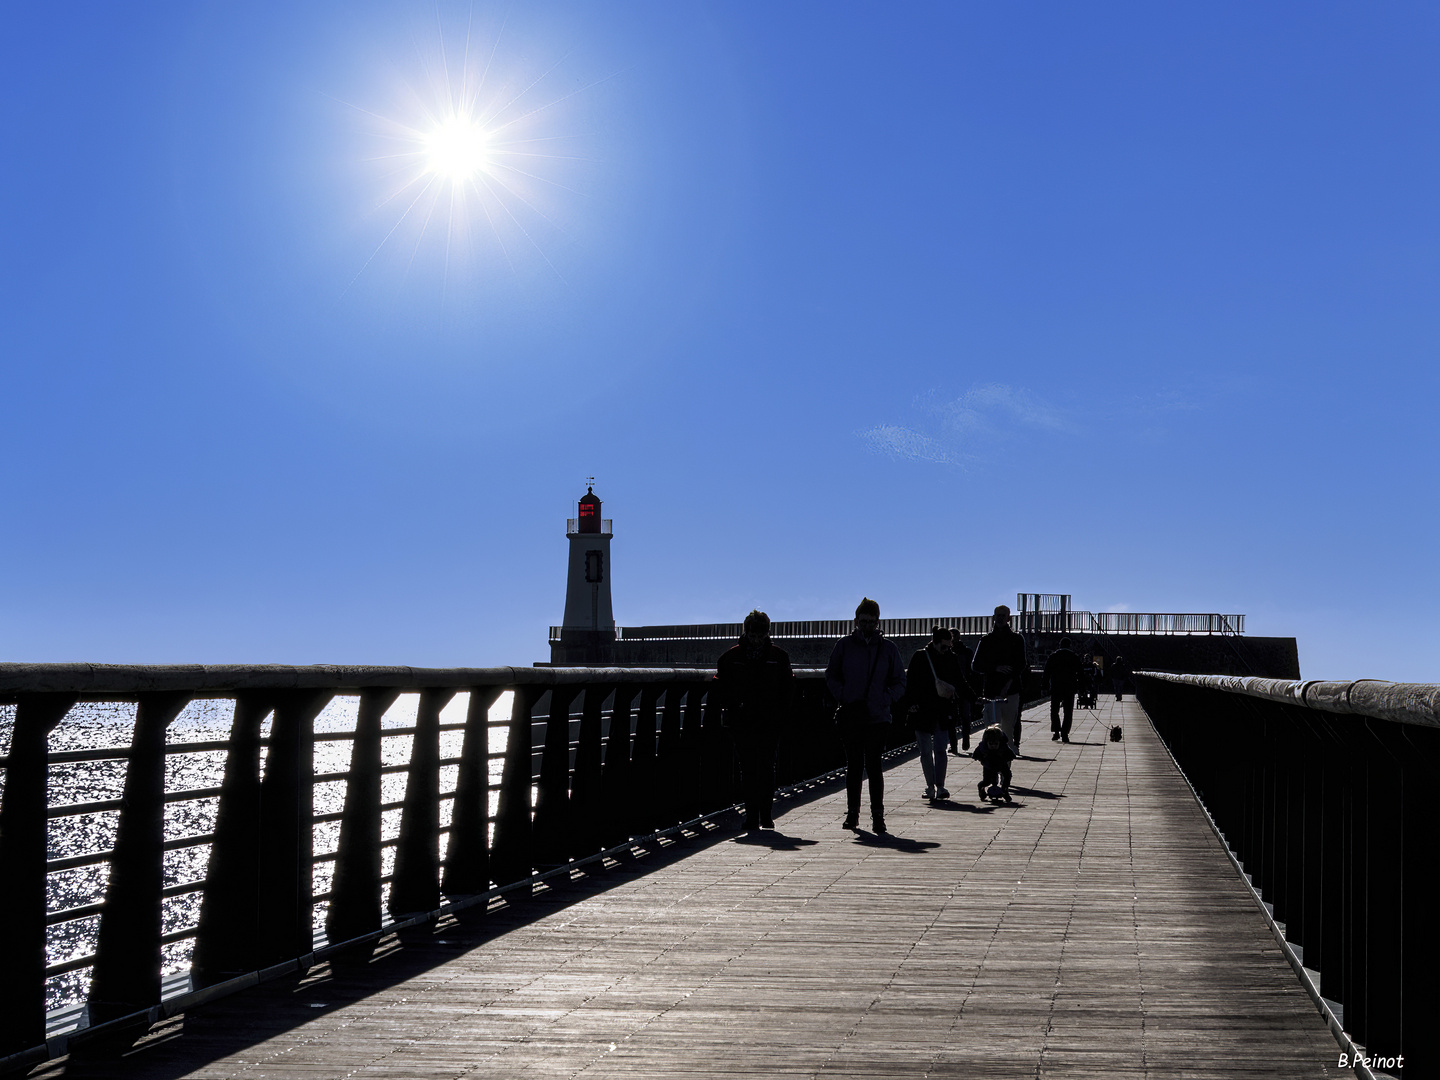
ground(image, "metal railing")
xmin=0 ymin=662 xmax=881 ymax=1068
xmin=1134 ymin=672 xmax=1440 ymax=1076
xmin=549 ymin=611 xmax=1246 ymax=644
xmin=565 ymin=519 xmax=613 ymax=537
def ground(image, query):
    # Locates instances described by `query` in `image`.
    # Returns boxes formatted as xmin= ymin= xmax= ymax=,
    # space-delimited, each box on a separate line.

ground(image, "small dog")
xmin=1109 ymin=725 xmax=1123 ymax=742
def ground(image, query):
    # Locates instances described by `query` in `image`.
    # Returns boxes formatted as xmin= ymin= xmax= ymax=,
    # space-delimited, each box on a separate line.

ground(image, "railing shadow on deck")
xmin=24 ymin=740 xmax=959 ymax=1080
xmin=1135 ymin=671 xmax=1440 ymax=1080
xmin=0 ymin=662 xmax=949 ymax=1075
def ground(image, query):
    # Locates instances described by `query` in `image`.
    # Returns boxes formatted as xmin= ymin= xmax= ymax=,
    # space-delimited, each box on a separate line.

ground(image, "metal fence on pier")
xmin=0 ymin=663 xmax=894 ymax=1068
xmin=550 ymin=611 xmax=1246 ymax=644
xmin=1134 ymin=672 xmax=1440 ymax=1075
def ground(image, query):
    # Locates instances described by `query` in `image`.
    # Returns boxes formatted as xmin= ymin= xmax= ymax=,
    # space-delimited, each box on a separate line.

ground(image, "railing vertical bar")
xmin=255 ymin=690 xmax=331 ymax=967
xmin=491 ymin=686 xmax=541 ymax=887
xmin=628 ymin=686 xmax=662 ymax=838
xmin=0 ymin=693 xmax=76 ymax=1055
xmin=568 ymin=685 xmax=610 ymax=860
xmin=389 ymin=687 xmax=452 ymax=917
xmin=88 ymin=692 xmax=191 ymax=1023
xmin=193 ymin=693 xmax=273 ymax=984
xmin=655 ymin=684 xmax=684 ymax=829
xmin=1399 ymin=725 xmax=1440 ymax=1075
xmin=533 ymin=686 xmax=580 ymax=868
xmin=327 ymin=687 xmax=400 ymax=943
xmin=599 ymin=687 xmax=636 ymax=849
xmin=441 ymin=687 xmax=503 ymax=896
xmin=1360 ymin=722 xmax=1401 ymax=1052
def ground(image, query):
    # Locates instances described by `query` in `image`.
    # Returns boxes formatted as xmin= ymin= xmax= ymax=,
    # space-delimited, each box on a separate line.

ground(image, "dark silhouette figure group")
xmin=716 ymin=598 xmax=1121 ymax=835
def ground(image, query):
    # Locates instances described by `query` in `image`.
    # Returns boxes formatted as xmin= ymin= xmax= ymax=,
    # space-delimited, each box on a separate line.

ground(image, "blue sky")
xmin=3 ymin=2 xmax=1437 ymax=681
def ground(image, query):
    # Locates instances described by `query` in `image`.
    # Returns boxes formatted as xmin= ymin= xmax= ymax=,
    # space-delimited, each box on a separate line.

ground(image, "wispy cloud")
xmin=859 ymin=425 xmax=959 ymax=465
xmin=859 ymin=383 xmax=1072 ymax=467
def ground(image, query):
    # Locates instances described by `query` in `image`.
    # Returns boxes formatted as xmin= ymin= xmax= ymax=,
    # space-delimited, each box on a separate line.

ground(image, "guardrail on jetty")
xmin=0 ymin=662 xmax=910 ymax=1069
xmin=560 ymin=611 xmax=1246 ymax=644
xmin=1134 ymin=672 xmax=1440 ymax=1076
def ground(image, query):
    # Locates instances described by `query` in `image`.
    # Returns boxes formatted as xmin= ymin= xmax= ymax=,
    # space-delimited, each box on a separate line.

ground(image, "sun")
xmin=423 ymin=116 xmax=494 ymax=182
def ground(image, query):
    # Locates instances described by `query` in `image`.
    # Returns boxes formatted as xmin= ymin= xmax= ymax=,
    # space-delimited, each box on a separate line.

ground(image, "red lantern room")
xmin=577 ymin=485 xmax=602 ymax=534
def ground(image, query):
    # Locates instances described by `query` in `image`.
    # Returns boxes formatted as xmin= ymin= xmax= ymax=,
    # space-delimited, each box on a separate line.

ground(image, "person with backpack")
xmin=971 ymin=604 xmax=1028 ymax=754
xmin=1043 ymin=637 xmax=1082 ymax=743
xmin=715 ymin=610 xmax=794 ymax=831
xmin=825 ymin=597 xmax=906 ymax=834
xmin=905 ymin=627 xmax=966 ymax=800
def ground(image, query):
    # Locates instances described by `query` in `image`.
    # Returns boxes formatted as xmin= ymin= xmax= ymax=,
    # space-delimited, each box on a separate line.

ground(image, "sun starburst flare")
xmin=341 ymin=21 xmax=604 ymax=295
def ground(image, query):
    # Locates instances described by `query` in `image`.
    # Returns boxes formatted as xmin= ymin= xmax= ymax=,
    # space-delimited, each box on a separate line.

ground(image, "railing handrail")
xmin=549 ymin=610 xmax=1248 ymax=642
xmin=1136 ymin=670 xmax=1440 ymax=729
xmin=0 ymin=664 xmax=752 ymax=698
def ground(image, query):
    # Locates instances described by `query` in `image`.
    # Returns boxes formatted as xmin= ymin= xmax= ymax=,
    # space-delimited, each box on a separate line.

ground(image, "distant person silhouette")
xmin=971 ymin=605 xmax=1028 ymax=754
xmin=715 ymin=610 xmax=794 ymax=831
xmin=1043 ymin=636 xmax=1082 ymax=742
xmin=945 ymin=626 xmax=978 ymax=754
xmin=904 ymin=627 xmax=965 ymax=800
xmin=971 ymin=724 xmax=1016 ymax=803
xmin=1111 ymin=656 xmax=1131 ymax=702
xmin=826 ymin=597 xmax=906 ymax=833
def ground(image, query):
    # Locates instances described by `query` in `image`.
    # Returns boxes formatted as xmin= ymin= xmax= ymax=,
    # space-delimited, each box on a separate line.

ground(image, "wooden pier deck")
xmin=34 ymin=699 xmax=1347 ymax=1079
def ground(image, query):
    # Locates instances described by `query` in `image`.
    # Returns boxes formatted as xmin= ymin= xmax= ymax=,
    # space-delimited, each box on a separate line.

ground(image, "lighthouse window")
xmin=585 ymin=550 xmax=604 ymax=583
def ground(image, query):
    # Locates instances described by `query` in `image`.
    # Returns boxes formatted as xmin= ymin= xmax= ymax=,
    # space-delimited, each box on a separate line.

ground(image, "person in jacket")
xmin=971 ymin=604 xmax=1028 ymax=754
xmin=1111 ymin=656 xmax=1131 ymax=701
xmin=825 ymin=597 xmax=906 ymax=834
xmin=946 ymin=627 xmax=978 ymax=755
xmin=905 ymin=627 xmax=966 ymax=800
xmin=715 ymin=610 xmax=794 ymax=831
xmin=1043 ymin=637 xmax=1082 ymax=743
xmin=971 ymin=724 xmax=1016 ymax=802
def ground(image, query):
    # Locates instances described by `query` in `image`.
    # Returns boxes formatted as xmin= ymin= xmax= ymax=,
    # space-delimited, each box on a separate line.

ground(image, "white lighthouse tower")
xmin=558 ymin=483 xmax=616 ymax=663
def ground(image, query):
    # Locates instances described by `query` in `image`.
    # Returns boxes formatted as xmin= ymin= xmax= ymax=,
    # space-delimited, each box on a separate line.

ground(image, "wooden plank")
xmin=35 ymin=700 xmax=1350 ymax=1079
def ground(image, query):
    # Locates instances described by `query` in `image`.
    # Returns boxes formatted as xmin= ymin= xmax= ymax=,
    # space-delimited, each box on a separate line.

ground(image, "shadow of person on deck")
xmin=853 ymin=830 xmax=940 ymax=852
xmin=731 ymin=829 xmax=820 ymax=850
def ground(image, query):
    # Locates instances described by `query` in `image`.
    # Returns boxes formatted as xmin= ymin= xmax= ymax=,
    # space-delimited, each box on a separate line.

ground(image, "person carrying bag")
xmin=825 ymin=598 xmax=906 ymax=833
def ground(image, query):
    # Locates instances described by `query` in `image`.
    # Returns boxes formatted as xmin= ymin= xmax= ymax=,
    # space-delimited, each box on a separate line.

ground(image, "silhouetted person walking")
xmin=905 ymin=627 xmax=967 ymax=800
xmin=715 ymin=610 xmax=794 ymax=831
xmin=946 ymin=626 xmax=978 ymax=754
xmin=1111 ymin=656 xmax=1131 ymax=701
xmin=972 ymin=604 xmax=1028 ymax=753
xmin=1043 ymin=636 xmax=1082 ymax=742
xmin=826 ymin=597 xmax=906 ymax=833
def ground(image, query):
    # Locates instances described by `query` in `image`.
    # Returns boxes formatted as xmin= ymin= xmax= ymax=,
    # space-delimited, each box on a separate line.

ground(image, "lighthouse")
xmin=558 ymin=484 xmax=616 ymax=663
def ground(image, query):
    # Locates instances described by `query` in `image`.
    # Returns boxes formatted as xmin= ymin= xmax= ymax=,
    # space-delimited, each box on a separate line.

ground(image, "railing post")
xmin=700 ymin=683 xmax=730 ymax=812
xmin=390 ymin=688 xmax=455 ymax=917
xmin=1399 ymin=725 xmax=1440 ymax=1076
xmin=0 ymin=693 xmax=76 ymax=1055
xmin=255 ymin=689 xmax=331 ymax=967
xmin=1360 ymin=721 xmax=1402 ymax=1054
xmin=629 ymin=685 xmax=662 ymax=837
xmin=326 ymin=688 xmax=401 ymax=946
xmin=1341 ymin=754 xmax=1369 ymax=1042
xmin=533 ymin=685 xmax=581 ymax=868
xmin=569 ymin=685 xmax=611 ymax=860
xmin=442 ymin=687 xmax=503 ymax=897
xmin=491 ymin=685 xmax=542 ymax=888
xmin=88 ymin=692 xmax=191 ymax=1023
xmin=1297 ymin=731 xmax=1326 ymax=969
xmin=193 ymin=692 xmax=273 ymax=984
xmin=600 ymin=687 xmax=636 ymax=847
xmin=677 ymin=685 xmax=706 ymax=821
xmin=1317 ymin=718 xmax=1347 ymax=1005
xmin=655 ymin=684 xmax=684 ymax=828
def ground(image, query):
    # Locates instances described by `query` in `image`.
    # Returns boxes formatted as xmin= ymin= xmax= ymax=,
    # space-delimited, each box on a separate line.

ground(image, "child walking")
xmin=971 ymin=724 xmax=1016 ymax=803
